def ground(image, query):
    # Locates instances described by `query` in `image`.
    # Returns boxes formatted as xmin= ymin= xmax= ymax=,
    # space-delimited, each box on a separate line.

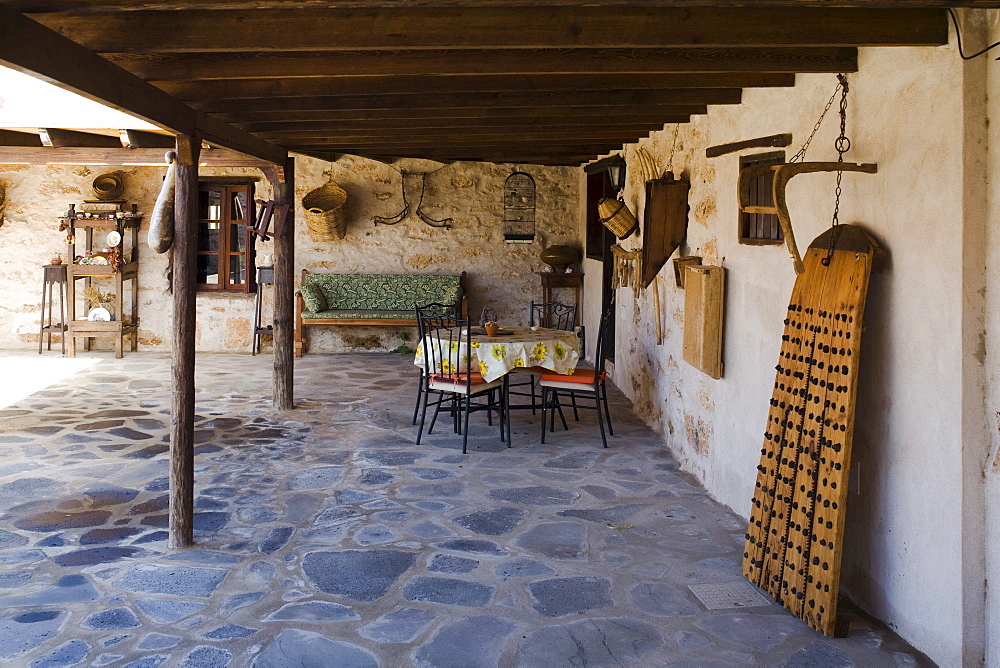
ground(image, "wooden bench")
xmin=295 ymin=270 xmax=467 ymax=356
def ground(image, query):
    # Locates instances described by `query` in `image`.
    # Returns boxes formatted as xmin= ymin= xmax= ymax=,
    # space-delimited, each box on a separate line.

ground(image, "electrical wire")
xmin=949 ymin=8 xmax=1000 ymax=60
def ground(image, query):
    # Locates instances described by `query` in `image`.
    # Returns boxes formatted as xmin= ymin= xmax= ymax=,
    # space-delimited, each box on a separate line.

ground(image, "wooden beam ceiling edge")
xmin=104 ymin=49 xmax=849 ymax=80
xmin=31 ymin=8 xmax=946 ymax=51
xmin=0 ymin=8 xmax=286 ymax=165
xmin=0 ymin=146 xmax=284 ymax=167
xmin=240 ymin=116 xmax=690 ymax=133
xmin=11 ymin=1 xmax=998 ymax=10
xmin=193 ymin=89 xmax=742 ymax=114
xmin=217 ymin=106 xmax=709 ymax=123
xmin=254 ymin=124 xmax=675 ymax=139
xmin=153 ymin=73 xmax=792 ymax=100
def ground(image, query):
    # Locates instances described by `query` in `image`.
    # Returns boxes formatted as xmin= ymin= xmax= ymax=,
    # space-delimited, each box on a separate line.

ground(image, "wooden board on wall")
xmin=682 ymin=264 xmax=724 ymax=379
xmin=641 ymin=174 xmax=690 ymax=288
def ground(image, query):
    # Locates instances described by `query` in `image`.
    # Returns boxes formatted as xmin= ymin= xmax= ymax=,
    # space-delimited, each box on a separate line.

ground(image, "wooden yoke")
xmin=738 ymin=161 xmax=877 ymax=275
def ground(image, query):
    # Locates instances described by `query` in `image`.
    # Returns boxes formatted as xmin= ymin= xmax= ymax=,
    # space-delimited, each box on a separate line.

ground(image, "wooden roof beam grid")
xmin=0 ymin=8 xmax=287 ymax=165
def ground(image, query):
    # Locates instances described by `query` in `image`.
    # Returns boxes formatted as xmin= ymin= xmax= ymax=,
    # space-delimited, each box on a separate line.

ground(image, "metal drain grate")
xmin=689 ymin=581 xmax=772 ymax=610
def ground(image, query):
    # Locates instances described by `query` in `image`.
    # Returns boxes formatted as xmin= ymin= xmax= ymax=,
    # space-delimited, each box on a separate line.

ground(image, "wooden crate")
xmin=682 ymin=264 xmax=725 ymax=379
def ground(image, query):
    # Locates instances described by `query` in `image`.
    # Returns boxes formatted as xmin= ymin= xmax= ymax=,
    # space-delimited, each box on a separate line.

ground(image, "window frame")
xmin=738 ymin=151 xmax=785 ymax=246
xmin=196 ymin=181 xmax=257 ymax=294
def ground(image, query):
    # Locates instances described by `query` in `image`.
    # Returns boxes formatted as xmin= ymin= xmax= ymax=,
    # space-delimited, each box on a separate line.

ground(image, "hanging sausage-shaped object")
xmin=148 ymin=151 xmax=177 ymax=253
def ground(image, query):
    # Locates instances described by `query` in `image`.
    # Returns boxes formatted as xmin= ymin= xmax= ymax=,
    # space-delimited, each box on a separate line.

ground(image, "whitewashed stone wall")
xmin=581 ymin=20 xmax=995 ymax=666
xmin=0 ymin=156 xmax=579 ymax=354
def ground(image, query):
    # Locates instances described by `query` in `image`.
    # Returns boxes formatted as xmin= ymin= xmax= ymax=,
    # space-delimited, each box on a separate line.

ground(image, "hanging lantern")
xmin=502 ymin=171 xmax=535 ymax=244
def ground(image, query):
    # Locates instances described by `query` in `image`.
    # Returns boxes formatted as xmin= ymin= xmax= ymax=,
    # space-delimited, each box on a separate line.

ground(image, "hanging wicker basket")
xmin=598 ymin=197 xmax=638 ymax=238
xmin=302 ymin=181 xmax=348 ymax=241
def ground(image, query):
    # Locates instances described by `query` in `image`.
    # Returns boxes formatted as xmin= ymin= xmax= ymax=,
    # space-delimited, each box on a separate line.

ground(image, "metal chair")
xmin=412 ymin=302 xmax=459 ymax=426
xmin=416 ymin=312 xmax=510 ymax=454
xmin=512 ymin=300 xmax=578 ymax=415
xmin=539 ymin=305 xmax=615 ymax=448
xmin=530 ymin=300 xmax=577 ymax=331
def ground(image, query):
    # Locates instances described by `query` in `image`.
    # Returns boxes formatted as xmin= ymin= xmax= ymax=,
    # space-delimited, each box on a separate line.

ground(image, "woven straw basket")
xmin=598 ymin=197 xmax=638 ymax=238
xmin=303 ymin=181 xmax=348 ymax=241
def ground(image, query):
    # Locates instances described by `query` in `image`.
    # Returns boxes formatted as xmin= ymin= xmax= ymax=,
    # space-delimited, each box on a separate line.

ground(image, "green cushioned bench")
xmin=295 ymin=270 xmax=467 ymax=356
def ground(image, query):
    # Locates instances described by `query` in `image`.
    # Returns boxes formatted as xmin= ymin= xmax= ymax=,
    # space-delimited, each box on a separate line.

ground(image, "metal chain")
xmin=788 ymin=79 xmax=843 ymax=164
xmin=666 ymin=124 xmax=680 ymax=175
xmin=823 ymin=73 xmax=851 ymax=266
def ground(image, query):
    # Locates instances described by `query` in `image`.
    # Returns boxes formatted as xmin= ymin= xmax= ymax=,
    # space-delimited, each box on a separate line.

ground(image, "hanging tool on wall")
xmin=374 ymin=170 xmax=452 ymax=229
xmin=737 ymin=75 xmax=877 ymax=275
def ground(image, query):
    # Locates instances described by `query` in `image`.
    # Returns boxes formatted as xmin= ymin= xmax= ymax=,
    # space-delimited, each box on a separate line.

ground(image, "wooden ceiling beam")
xmin=239 ymin=116 xmax=689 ymax=133
xmin=120 ymin=129 xmax=175 ymax=148
xmin=314 ymin=150 xmax=598 ymax=164
xmin=11 ymin=1 xmax=995 ymax=11
xmin=254 ymin=124 xmax=673 ymax=139
xmin=286 ymin=142 xmax=629 ymax=154
xmin=40 ymin=127 xmax=120 ymax=148
xmin=0 ymin=129 xmax=45 ymax=147
xmin=104 ymin=49 xmax=847 ymax=80
xmin=217 ymin=106 xmax=708 ymax=123
xmin=0 ymin=145 xmax=285 ymax=167
xmin=263 ymin=129 xmax=659 ymax=142
xmin=0 ymin=8 xmax=286 ymax=164
xmin=194 ymin=89 xmax=741 ymax=114
xmin=281 ymin=136 xmax=652 ymax=149
xmin=32 ymin=8 xmax=946 ymax=51
xmin=156 ymin=73 xmax=792 ymax=101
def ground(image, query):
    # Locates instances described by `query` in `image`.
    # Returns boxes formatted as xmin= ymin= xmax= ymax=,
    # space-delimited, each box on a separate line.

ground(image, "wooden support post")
xmin=169 ymin=135 xmax=200 ymax=549
xmin=267 ymin=156 xmax=295 ymax=411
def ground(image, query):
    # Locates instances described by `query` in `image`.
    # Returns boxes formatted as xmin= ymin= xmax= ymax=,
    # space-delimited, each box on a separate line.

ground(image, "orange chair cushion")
xmin=431 ymin=372 xmax=486 ymax=384
xmin=540 ymin=368 xmax=605 ymax=384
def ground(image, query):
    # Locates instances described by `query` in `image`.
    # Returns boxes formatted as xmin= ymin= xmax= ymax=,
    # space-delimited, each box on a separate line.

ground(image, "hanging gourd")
xmin=502 ymin=171 xmax=535 ymax=244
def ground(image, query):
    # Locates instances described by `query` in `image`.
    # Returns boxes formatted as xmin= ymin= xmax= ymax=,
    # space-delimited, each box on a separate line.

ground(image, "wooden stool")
xmin=252 ymin=266 xmax=275 ymax=355
xmin=39 ymin=264 xmax=67 ymax=355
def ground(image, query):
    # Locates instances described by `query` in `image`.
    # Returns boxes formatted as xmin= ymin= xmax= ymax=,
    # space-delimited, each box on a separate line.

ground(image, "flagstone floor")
xmin=0 ymin=351 xmax=931 ymax=667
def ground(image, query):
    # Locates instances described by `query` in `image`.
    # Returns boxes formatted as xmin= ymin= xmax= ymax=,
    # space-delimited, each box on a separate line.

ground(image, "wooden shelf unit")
xmin=61 ymin=209 xmax=143 ymax=358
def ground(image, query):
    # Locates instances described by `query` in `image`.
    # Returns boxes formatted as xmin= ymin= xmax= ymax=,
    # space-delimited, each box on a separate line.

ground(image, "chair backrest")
xmin=415 ymin=302 xmax=459 ymax=340
xmin=592 ymin=304 xmax=615 ymax=384
xmin=530 ymin=300 xmax=577 ymax=331
xmin=418 ymin=311 xmax=473 ymax=382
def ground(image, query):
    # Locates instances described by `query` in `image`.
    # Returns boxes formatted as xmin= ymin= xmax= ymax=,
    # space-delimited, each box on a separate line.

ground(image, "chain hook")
xmin=823 ymin=73 xmax=851 ymax=266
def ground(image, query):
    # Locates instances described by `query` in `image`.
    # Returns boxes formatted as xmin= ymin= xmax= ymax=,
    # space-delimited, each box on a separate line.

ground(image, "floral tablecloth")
xmin=414 ymin=326 xmax=580 ymax=382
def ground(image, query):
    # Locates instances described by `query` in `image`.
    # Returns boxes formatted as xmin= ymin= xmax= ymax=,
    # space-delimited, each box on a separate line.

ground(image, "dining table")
xmin=413 ymin=325 xmax=581 ymax=383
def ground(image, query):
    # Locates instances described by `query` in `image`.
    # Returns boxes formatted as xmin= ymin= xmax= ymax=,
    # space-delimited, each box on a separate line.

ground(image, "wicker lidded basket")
xmin=597 ymin=197 xmax=638 ymax=238
xmin=302 ymin=180 xmax=348 ymax=241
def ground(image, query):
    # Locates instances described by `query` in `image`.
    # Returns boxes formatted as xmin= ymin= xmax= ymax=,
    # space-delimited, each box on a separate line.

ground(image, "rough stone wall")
xmin=580 ymin=35 xmax=984 ymax=665
xmin=0 ymin=156 xmax=579 ymax=354
xmin=294 ymin=154 xmax=579 ymax=353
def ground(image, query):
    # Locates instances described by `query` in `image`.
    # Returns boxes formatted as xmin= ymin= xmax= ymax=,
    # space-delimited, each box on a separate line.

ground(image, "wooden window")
xmin=197 ymin=182 xmax=256 ymax=293
xmin=739 ymin=151 xmax=784 ymax=245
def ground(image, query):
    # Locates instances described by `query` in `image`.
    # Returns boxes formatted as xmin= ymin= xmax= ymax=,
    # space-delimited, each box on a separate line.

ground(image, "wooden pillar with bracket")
xmin=267 ymin=156 xmax=295 ymax=411
xmin=169 ymin=135 xmax=200 ymax=549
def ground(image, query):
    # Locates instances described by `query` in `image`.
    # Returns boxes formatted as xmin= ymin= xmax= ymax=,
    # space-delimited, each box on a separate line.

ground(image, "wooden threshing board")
xmin=743 ymin=224 xmax=882 ymax=636
xmin=682 ymin=264 xmax=725 ymax=379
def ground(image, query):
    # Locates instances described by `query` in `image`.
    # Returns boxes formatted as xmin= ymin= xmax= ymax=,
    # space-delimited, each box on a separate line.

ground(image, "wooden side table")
xmin=252 ymin=266 xmax=275 ymax=355
xmin=39 ymin=264 xmax=67 ymax=355
xmin=536 ymin=272 xmax=583 ymax=325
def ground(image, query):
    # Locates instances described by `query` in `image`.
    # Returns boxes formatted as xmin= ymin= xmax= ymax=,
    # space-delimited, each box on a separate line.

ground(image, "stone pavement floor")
xmin=0 ymin=352 xmax=932 ymax=667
